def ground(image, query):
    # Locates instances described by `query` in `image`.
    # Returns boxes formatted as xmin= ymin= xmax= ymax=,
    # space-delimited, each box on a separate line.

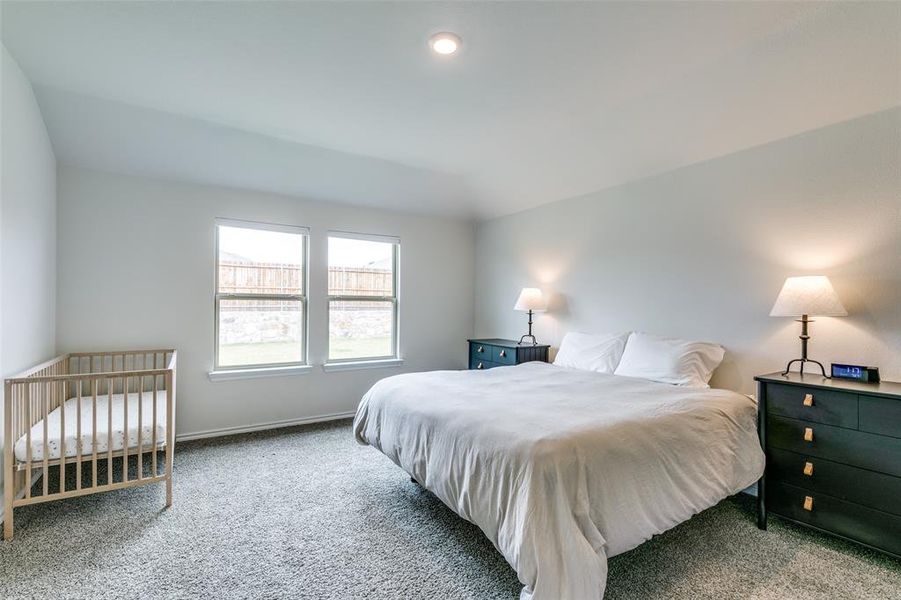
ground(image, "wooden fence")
xmin=218 ymin=262 xmax=392 ymax=296
xmin=328 ymin=266 xmax=393 ymax=296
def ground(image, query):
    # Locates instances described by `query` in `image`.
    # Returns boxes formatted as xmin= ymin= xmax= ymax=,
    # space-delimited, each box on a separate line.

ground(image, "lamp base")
xmin=519 ymin=309 xmax=538 ymax=346
xmin=781 ymin=357 xmax=828 ymax=378
xmin=781 ymin=314 xmax=829 ymax=377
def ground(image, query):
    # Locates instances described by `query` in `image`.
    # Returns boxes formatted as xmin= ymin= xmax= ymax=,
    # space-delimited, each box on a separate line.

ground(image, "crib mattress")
xmin=14 ymin=391 xmax=168 ymax=463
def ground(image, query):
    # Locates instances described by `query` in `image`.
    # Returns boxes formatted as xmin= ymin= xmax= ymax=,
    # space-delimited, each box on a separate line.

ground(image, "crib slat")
xmin=43 ymin=382 xmax=49 ymax=496
xmin=59 ymin=380 xmax=66 ymax=493
xmin=76 ymin=379 xmax=83 ymax=490
xmin=13 ymin=387 xmax=18 ymax=480
xmin=18 ymin=387 xmax=23 ymax=458
xmin=122 ymin=375 xmax=129 ymax=484
xmin=152 ymin=375 xmax=158 ymax=476
xmin=108 ymin=381 xmax=114 ymax=485
xmin=92 ymin=379 xmax=98 ymax=488
xmin=24 ymin=386 xmax=32 ymax=498
xmin=137 ymin=376 xmax=143 ymax=481
xmin=25 ymin=383 xmax=32 ymax=498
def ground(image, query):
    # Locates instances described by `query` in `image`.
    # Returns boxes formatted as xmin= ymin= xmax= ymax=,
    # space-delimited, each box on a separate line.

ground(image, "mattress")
xmin=14 ymin=390 xmax=168 ymax=463
xmin=353 ymin=362 xmax=765 ymax=600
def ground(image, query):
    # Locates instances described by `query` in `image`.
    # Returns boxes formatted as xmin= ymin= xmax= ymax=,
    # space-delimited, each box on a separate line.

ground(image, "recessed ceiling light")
xmin=429 ymin=32 xmax=461 ymax=56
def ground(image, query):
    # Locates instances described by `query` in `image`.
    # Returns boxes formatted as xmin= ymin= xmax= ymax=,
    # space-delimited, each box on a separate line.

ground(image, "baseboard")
xmin=176 ymin=411 xmax=356 ymax=442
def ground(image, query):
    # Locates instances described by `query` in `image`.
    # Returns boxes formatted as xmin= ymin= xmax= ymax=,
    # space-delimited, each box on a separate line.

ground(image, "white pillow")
xmin=614 ymin=332 xmax=725 ymax=388
xmin=553 ymin=332 xmax=630 ymax=374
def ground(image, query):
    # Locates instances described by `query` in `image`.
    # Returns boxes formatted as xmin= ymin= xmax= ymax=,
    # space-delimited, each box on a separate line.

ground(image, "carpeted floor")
xmin=1 ymin=419 xmax=899 ymax=600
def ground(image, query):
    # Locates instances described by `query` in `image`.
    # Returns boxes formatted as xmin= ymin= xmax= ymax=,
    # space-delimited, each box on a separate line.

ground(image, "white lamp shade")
xmin=770 ymin=276 xmax=847 ymax=317
xmin=514 ymin=287 xmax=547 ymax=312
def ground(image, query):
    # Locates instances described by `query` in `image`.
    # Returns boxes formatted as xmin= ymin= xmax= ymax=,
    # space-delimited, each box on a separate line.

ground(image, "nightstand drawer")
xmin=470 ymin=343 xmax=492 ymax=364
xmin=468 ymin=339 xmax=549 ymax=371
xmin=767 ymin=448 xmax=901 ymax=516
xmin=767 ymin=384 xmax=857 ymax=428
xmin=768 ymin=482 xmax=901 ymax=556
xmin=767 ymin=415 xmax=901 ymax=477
xmin=859 ymin=395 xmax=901 ymax=439
xmin=492 ymin=346 xmax=516 ymax=365
xmin=472 ymin=360 xmax=501 ymax=370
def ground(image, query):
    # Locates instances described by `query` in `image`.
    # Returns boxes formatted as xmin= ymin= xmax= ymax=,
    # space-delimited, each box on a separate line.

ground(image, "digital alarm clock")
xmin=831 ymin=363 xmax=880 ymax=383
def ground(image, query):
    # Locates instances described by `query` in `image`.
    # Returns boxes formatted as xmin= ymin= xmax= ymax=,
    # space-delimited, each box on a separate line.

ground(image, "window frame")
xmin=326 ymin=231 xmax=400 ymax=364
xmin=213 ymin=218 xmax=310 ymax=372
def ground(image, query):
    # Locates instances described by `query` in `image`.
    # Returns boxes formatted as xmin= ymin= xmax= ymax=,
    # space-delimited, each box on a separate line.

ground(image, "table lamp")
xmin=770 ymin=275 xmax=847 ymax=376
xmin=514 ymin=288 xmax=546 ymax=345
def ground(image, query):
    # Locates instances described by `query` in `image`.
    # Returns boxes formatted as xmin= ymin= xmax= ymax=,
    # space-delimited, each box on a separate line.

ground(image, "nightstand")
xmin=468 ymin=339 xmax=549 ymax=370
xmin=756 ymin=372 xmax=901 ymax=558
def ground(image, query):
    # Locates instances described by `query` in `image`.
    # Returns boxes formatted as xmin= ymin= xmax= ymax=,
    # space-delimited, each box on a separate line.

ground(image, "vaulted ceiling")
xmin=3 ymin=2 xmax=899 ymax=219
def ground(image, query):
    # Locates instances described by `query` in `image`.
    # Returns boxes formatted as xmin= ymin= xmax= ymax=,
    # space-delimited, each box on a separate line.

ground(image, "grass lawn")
xmin=328 ymin=336 xmax=393 ymax=360
xmin=219 ymin=337 xmax=392 ymax=366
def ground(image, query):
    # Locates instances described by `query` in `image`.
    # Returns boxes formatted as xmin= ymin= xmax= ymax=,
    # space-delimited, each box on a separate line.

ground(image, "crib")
xmin=3 ymin=349 xmax=176 ymax=540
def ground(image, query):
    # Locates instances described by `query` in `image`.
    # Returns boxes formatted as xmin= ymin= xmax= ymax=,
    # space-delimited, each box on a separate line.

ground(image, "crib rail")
xmin=3 ymin=349 xmax=177 ymax=540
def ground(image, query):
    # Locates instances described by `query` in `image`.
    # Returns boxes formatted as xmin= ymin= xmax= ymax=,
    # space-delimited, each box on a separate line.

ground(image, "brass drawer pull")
xmin=499 ymin=350 xmax=507 ymax=358
xmin=803 ymin=496 xmax=814 ymax=511
xmin=803 ymin=462 xmax=814 ymax=476
xmin=477 ymin=346 xmax=484 ymax=353
xmin=476 ymin=362 xmax=483 ymax=370
xmin=804 ymin=427 xmax=814 ymax=442
xmin=803 ymin=393 xmax=814 ymax=407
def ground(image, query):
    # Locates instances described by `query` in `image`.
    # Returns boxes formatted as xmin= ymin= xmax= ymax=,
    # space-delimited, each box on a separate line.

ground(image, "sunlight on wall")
xmin=529 ymin=262 xmax=568 ymax=286
xmin=761 ymin=212 xmax=894 ymax=273
xmin=782 ymin=245 xmax=857 ymax=272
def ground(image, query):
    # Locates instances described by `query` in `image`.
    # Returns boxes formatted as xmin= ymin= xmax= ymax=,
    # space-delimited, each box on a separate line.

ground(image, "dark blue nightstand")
xmin=467 ymin=338 xmax=549 ymax=370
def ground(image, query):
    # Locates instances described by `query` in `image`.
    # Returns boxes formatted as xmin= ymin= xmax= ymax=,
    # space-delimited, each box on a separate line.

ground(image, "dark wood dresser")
xmin=756 ymin=372 xmax=901 ymax=557
xmin=468 ymin=339 xmax=549 ymax=370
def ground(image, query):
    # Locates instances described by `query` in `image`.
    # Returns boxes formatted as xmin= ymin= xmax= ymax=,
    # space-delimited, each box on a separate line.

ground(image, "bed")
xmin=353 ymin=361 xmax=765 ymax=599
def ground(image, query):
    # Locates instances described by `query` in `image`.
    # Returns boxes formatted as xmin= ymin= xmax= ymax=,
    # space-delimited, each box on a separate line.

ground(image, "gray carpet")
xmin=1 ymin=419 xmax=899 ymax=600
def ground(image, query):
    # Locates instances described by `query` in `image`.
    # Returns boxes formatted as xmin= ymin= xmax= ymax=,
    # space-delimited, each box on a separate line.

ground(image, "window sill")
xmin=322 ymin=358 xmax=404 ymax=373
xmin=208 ymin=364 xmax=313 ymax=382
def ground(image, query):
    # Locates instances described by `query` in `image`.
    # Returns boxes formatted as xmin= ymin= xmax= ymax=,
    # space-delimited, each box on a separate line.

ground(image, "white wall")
xmin=475 ymin=108 xmax=901 ymax=393
xmin=0 ymin=46 xmax=57 ymax=497
xmin=57 ymin=167 xmax=475 ymax=437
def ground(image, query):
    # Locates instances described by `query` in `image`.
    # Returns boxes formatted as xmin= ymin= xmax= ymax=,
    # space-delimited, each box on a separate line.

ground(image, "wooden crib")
xmin=3 ymin=349 xmax=176 ymax=540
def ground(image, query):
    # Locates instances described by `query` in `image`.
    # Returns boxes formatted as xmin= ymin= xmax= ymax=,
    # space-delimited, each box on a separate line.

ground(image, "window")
xmin=215 ymin=220 xmax=308 ymax=370
xmin=327 ymin=233 xmax=399 ymax=362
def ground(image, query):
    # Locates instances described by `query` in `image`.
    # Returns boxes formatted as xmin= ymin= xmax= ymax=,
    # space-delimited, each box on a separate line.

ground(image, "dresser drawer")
xmin=767 ymin=448 xmax=901 ymax=516
xmin=767 ymin=415 xmax=901 ymax=477
xmin=859 ymin=395 xmax=901 ymax=439
xmin=766 ymin=384 xmax=857 ymax=428
xmin=492 ymin=346 xmax=516 ymax=365
xmin=768 ymin=482 xmax=901 ymax=556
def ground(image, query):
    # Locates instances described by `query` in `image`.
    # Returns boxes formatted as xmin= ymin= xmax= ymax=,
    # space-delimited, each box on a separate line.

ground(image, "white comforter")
xmin=353 ymin=362 xmax=764 ymax=599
